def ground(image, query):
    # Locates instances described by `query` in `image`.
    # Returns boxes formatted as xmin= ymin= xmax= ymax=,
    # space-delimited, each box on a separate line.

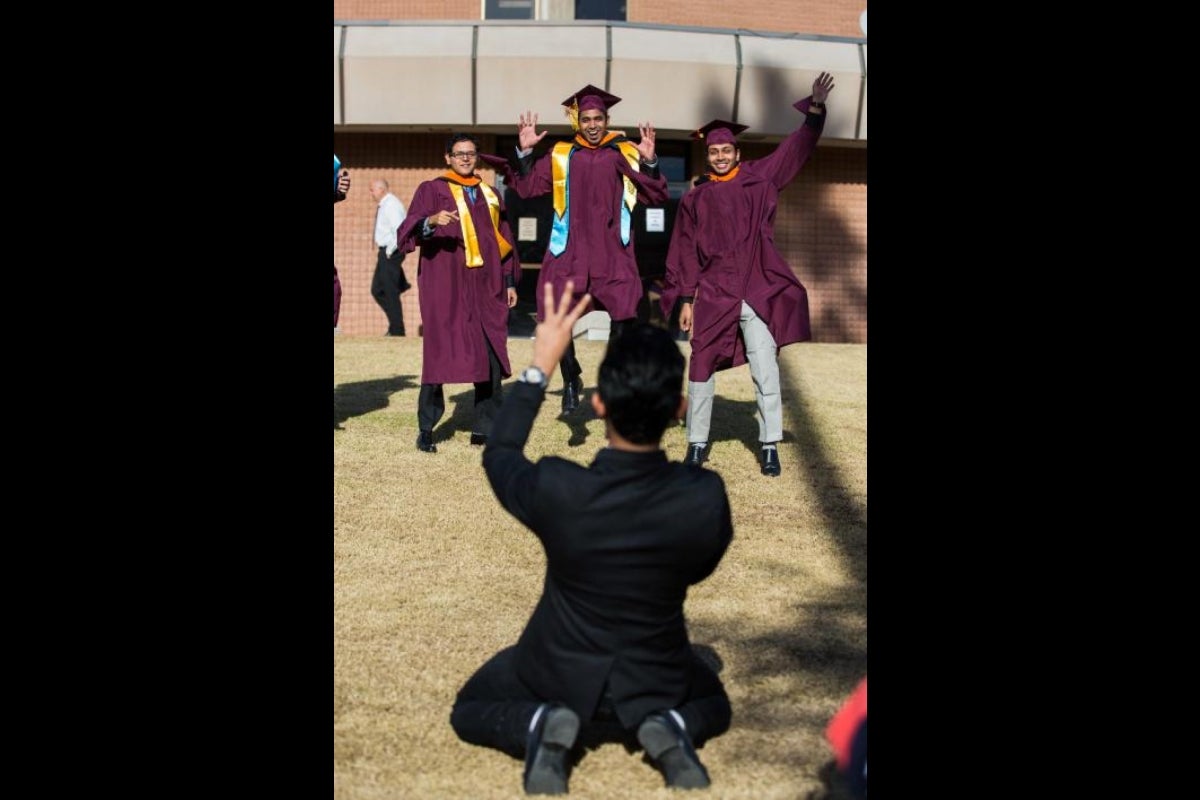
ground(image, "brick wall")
xmin=333 ymin=0 xmax=867 ymax=38
xmin=334 ymin=1 xmax=480 ymax=20
xmin=628 ymin=0 xmax=864 ymax=38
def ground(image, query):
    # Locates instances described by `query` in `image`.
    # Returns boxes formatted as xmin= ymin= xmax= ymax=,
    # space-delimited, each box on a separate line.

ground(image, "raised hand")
xmin=337 ymin=170 xmax=350 ymax=195
xmin=518 ymin=111 xmax=548 ymax=151
xmin=532 ymin=280 xmax=592 ymax=372
xmin=813 ymin=71 xmax=834 ymax=104
xmin=635 ymin=121 xmax=656 ymax=162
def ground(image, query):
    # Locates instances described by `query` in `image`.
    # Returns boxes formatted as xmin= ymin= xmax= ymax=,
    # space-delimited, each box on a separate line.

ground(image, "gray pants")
xmin=688 ymin=301 xmax=781 ymax=445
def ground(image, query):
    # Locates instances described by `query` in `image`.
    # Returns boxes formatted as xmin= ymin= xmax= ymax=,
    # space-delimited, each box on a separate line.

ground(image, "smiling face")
xmin=579 ymin=109 xmax=608 ymax=145
xmin=444 ymin=138 xmax=479 ymax=177
xmin=706 ymin=143 xmax=740 ymax=176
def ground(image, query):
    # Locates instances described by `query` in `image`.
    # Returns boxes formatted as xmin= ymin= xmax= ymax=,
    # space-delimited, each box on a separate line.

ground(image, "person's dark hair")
xmin=597 ymin=323 xmax=684 ymax=445
xmin=445 ymin=132 xmax=479 ymax=154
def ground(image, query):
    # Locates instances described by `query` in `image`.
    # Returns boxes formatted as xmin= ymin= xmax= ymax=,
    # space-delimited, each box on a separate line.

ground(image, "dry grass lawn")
xmin=334 ymin=335 xmax=866 ymax=799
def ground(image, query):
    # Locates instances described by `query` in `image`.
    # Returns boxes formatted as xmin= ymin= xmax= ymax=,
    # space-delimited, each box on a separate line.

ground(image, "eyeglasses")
xmin=450 ymin=151 xmax=477 ymax=160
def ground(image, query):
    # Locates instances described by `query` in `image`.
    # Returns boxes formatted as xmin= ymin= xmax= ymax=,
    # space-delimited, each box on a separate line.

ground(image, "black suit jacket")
xmin=483 ymin=381 xmax=733 ymax=728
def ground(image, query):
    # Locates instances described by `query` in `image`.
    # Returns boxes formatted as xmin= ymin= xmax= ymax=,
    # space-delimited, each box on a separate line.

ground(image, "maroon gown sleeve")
xmin=660 ymin=192 xmax=700 ymax=318
xmin=398 ymin=181 xmax=464 ymax=257
xmin=497 ymin=193 xmax=521 ymax=287
xmin=745 ymin=96 xmax=827 ymax=190
xmin=615 ymin=155 xmax=668 ymax=206
xmin=504 ymin=151 xmax=553 ymax=199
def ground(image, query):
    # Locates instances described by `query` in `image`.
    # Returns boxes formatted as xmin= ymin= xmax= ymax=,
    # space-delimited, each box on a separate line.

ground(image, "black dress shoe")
xmin=684 ymin=443 xmax=708 ymax=466
xmin=760 ymin=445 xmax=781 ymax=477
xmin=416 ymin=430 xmax=437 ymax=453
xmin=469 ymin=433 xmax=488 ymax=446
xmin=637 ymin=712 xmax=711 ymax=789
xmin=524 ymin=704 xmax=580 ymax=795
xmin=561 ymin=376 xmax=583 ymax=415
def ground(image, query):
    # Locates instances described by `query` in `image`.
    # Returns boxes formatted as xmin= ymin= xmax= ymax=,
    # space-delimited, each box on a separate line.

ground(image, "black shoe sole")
xmin=637 ymin=717 xmax=710 ymax=789
xmin=525 ymin=708 xmax=580 ymax=795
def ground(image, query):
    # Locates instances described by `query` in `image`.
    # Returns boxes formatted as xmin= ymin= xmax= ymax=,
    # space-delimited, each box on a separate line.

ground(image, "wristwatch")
xmin=518 ymin=365 xmax=547 ymax=388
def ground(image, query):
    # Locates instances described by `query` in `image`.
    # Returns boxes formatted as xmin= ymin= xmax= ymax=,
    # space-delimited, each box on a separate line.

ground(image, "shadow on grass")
xmin=709 ymin=394 xmax=769 ymax=462
xmin=805 ymin=759 xmax=865 ymax=800
xmin=557 ymin=384 xmax=596 ymax=448
xmin=688 ymin=586 xmax=866 ymax=778
xmin=687 ymin=351 xmax=866 ymax=783
xmin=433 ymin=383 xmax=597 ymax=448
xmin=778 ymin=357 xmax=867 ymax=585
xmin=333 ymin=375 xmax=419 ymax=429
xmin=701 ymin=360 xmax=866 ymax=580
xmin=435 ymin=387 xmax=487 ymax=444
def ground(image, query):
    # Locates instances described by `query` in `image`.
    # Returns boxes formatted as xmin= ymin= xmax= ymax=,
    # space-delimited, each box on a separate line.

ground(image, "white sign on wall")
xmin=645 ymin=208 xmax=665 ymax=233
xmin=518 ymin=217 xmax=538 ymax=241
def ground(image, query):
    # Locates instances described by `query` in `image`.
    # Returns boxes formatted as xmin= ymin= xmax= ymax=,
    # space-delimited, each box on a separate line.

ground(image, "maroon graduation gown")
xmin=661 ymin=97 xmax=826 ymax=382
xmin=397 ymin=176 xmax=521 ymax=385
xmin=505 ymin=137 xmax=668 ymax=321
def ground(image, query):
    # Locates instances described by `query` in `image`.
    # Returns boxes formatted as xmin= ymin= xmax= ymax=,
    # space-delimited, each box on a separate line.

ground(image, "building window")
xmin=485 ymin=0 xmax=535 ymax=20
xmin=575 ymin=0 xmax=625 ymax=20
xmin=484 ymin=0 xmax=625 ymax=21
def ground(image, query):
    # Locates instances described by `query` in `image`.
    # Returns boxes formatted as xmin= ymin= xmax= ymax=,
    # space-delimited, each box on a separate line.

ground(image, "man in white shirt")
xmin=369 ymin=179 xmax=413 ymax=336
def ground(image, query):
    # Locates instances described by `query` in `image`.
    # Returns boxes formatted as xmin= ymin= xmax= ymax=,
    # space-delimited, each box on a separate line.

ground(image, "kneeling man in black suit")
xmin=451 ymin=280 xmax=734 ymax=794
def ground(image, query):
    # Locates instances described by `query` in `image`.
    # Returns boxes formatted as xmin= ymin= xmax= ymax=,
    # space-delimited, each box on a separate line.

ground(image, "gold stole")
xmin=446 ymin=179 xmax=512 ymax=267
xmin=551 ymin=132 xmax=640 ymax=220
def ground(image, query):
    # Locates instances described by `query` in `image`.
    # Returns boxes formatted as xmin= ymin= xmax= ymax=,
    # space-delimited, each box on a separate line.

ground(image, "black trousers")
xmin=450 ymin=644 xmax=732 ymax=759
xmin=558 ymin=317 xmax=634 ymax=384
xmin=371 ymin=247 xmax=411 ymax=335
xmin=418 ymin=337 xmax=504 ymax=436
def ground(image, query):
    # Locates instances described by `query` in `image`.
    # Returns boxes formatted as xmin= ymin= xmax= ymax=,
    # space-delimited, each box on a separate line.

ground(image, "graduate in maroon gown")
xmin=397 ymin=134 xmax=521 ymax=453
xmin=504 ymin=84 xmax=668 ymax=414
xmin=661 ymin=71 xmax=835 ymax=477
